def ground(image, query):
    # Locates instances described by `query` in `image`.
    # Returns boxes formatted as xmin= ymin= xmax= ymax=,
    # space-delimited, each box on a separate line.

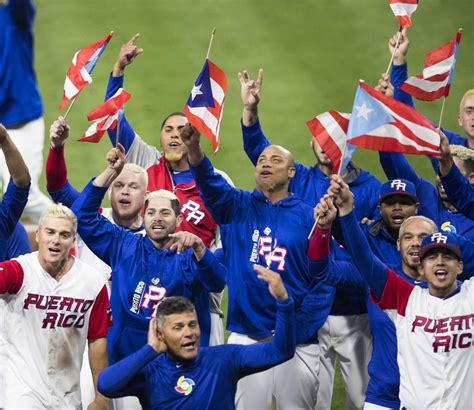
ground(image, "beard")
xmin=165 ymin=151 xmax=184 ymax=162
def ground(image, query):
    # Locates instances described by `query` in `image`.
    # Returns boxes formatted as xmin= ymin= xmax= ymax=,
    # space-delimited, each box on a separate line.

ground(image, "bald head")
xmin=254 ymin=144 xmax=296 ymax=201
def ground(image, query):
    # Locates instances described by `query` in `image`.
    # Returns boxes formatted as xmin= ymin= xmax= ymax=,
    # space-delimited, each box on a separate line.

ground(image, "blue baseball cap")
xmin=379 ymin=179 xmax=418 ymax=204
xmin=419 ymin=232 xmax=461 ymax=261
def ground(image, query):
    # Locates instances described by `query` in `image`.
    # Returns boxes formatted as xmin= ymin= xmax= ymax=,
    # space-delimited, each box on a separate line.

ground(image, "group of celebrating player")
xmin=1 ymin=1 xmax=474 ymax=409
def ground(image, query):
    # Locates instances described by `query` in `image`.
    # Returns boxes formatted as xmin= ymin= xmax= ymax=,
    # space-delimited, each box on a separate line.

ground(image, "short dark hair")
xmin=144 ymin=190 xmax=181 ymax=217
xmin=160 ymin=112 xmax=187 ymax=130
xmin=156 ymin=297 xmax=196 ymax=328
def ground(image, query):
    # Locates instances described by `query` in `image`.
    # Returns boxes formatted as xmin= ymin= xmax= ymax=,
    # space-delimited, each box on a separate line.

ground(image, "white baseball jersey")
xmin=377 ymin=270 xmax=474 ymax=410
xmin=0 ymin=252 xmax=109 ymax=409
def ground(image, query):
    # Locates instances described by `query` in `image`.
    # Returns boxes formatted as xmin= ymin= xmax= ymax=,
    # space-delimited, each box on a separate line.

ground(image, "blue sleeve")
xmin=192 ymin=249 xmax=226 ymax=292
xmin=98 ymin=344 xmax=155 ymax=398
xmin=295 ymin=282 xmax=334 ymax=344
xmin=71 ymin=179 xmax=125 ymax=265
xmin=105 ymin=74 xmax=136 ymax=152
xmin=378 ymin=151 xmax=420 ymax=183
xmin=6 ymin=223 xmax=31 ymax=260
xmin=7 ymin=0 xmax=35 ymax=31
xmin=428 ymin=128 xmax=467 ymax=171
xmin=48 ymin=181 xmax=80 ymax=208
xmin=390 ymin=63 xmax=414 ymax=107
xmin=0 ymin=180 xmax=29 ymax=241
xmin=233 ymin=298 xmax=295 ymax=377
xmin=440 ymin=163 xmax=474 ymax=220
xmin=190 ymin=156 xmax=245 ymax=225
xmin=339 ymin=211 xmax=388 ymax=299
xmin=323 ymin=259 xmax=367 ymax=289
xmin=242 ymin=119 xmax=271 ymax=166
xmin=456 ymin=234 xmax=474 ymax=280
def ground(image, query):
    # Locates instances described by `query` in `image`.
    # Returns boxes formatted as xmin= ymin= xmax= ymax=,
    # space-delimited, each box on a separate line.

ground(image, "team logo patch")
xmin=175 ymin=376 xmax=195 ymax=396
xmin=441 ymin=221 xmax=457 ymax=234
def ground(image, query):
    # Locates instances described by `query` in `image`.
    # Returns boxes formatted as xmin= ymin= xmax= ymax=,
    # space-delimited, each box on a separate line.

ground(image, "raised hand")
xmin=105 ymin=143 xmax=126 ymax=174
xmin=49 ymin=116 xmax=70 ymax=148
xmin=314 ymin=194 xmax=337 ymax=229
xmin=239 ymin=69 xmax=263 ymax=127
xmin=438 ymin=131 xmax=453 ymax=176
xmin=328 ymin=174 xmax=354 ymax=216
xmin=253 ymin=264 xmax=289 ymax=302
xmin=238 ymin=69 xmax=264 ymax=108
xmin=179 ymin=123 xmax=200 ymax=147
xmin=389 ymin=28 xmax=409 ymax=66
xmin=375 ymin=73 xmax=394 ymax=97
xmin=113 ymin=33 xmax=144 ymax=76
xmin=169 ymin=231 xmax=206 ymax=260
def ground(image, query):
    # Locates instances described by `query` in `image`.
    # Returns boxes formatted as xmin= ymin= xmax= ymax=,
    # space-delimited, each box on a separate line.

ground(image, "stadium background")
xmin=33 ymin=1 xmax=473 ymax=407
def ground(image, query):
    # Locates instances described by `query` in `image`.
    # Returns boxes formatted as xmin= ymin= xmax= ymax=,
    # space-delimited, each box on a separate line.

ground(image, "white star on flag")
xmin=355 ymin=102 xmax=373 ymax=120
xmin=191 ymin=83 xmax=203 ymax=100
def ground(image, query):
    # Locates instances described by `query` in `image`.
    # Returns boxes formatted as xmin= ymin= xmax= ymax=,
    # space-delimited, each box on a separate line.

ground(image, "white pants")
xmin=1 ymin=118 xmax=53 ymax=223
xmin=316 ymin=314 xmax=372 ymax=410
xmin=229 ymin=332 xmax=320 ymax=410
xmin=209 ymin=311 xmax=224 ymax=346
xmin=363 ymin=402 xmax=397 ymax=410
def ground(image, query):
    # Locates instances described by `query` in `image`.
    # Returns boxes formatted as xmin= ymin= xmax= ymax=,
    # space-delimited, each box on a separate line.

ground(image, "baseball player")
xmin=70 ymin=145 xmax=226 ymax=361
xmin=105 ymin=34 xmax=232 ymax=348
xmin=97 ymin=265 xmax=295 ymax=409
xmin=332 ymin=175 xmax=474 ymax=409
xmin=0 ymin=204 xmax=109 ymax=409
xmin=180 ymin=123 xmax=334 ymax=409
xmin=46 ymin=117 xmax=147 ymax=409
xmin=239 ymin=68 xmax=379 ymax=409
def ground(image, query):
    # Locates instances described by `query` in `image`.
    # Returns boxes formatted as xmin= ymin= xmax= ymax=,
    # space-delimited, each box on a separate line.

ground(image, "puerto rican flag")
xmin=388 ymin=0 xmax=418 ymax=28
xmin=183 ymin=59 xmax=227 ymax=153
xmin=401 ymin=30 xmax=462 ymax=101
xmin=347 ymin=82 xmax=439 ymax=156
xmin=59 ymin=33 xmax=113 ymax=110
xmin=306 ymin=111 xmax=354 ymax=175
xmin=80 ymin=88 xmax=131 ymax=143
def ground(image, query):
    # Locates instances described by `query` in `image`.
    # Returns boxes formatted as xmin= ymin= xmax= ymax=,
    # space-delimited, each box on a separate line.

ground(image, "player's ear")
xmin=456 ymin=260 xmax=463 ymax=276
xmin=176 ymin=213 xmax=183 ymax=228
xmin=35 ymin=228 xmax=39 ymax=244
xmin=396 ymin=238 xmax=401 ymax=252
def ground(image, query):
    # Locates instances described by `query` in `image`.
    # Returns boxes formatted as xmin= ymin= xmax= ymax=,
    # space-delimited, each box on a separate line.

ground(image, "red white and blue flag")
xmin=183 ymin=59 xmax=227 ymax=153
xmin=306 ymin=111 xmax=354 ymax=174
xmin=388 ymin=0 xmax=419 ymax=28
xmin=347 ymin=82 xmax=439 ymax=156
xmin=80 ymin=88 xmax=131 ymax=143
xmin=60 ymin=33 xmax=113 ymax=110
xmin=401 ymin=30 xmax=462 ymax=101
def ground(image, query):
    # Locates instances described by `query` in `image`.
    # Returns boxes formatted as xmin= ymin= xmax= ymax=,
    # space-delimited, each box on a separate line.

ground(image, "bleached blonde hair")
xmin=398 ymin=215 xmax=437 ymax=240
xmin=38 ymin=204 xmax=77 ymax=233
xmin=460 ymin=89 xmax=474 ymax=115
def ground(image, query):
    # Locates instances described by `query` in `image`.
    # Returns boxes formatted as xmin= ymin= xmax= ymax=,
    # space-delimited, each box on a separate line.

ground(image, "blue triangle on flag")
xmin=186 ymin=60 xmax=215 ymax=108
xmin=348 ymin=86 xmax=394 ymax=139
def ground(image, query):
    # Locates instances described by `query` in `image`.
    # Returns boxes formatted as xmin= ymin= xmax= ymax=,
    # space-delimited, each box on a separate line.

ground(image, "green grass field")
xmin=32 ymin=1 xmax=473 ymax=408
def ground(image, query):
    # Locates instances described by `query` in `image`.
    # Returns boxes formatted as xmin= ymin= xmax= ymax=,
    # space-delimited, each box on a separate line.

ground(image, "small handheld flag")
xmin=388 ymin=0 xmax=419 ymax=28
xmin=401 ymin=30 xmax=462 ymax=101
xmin=347 ymin=82 xmax=439 ymax=156
xmin=80 ymin=88 xmax=131 ymax=143
xmin=60 ymin=33 xmax=113 ymax=111
xmin=306 ymin=111 xmax=354 ymax=175
xmin=183 ymin=59 xmax=227 ymax=153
